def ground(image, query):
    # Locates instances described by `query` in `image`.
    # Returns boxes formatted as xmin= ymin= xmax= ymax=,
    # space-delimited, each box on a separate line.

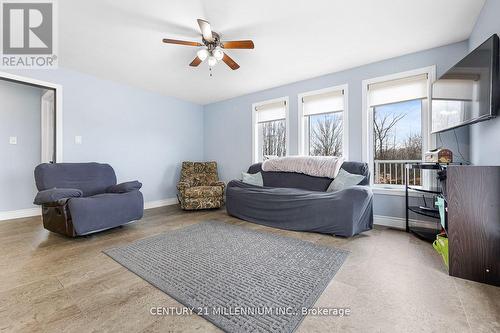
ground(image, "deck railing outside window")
xmin=374 ymin=160 xmax=421 ymax=186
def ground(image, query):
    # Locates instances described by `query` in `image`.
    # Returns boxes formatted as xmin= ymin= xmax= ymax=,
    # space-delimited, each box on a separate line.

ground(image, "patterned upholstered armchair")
xmin=177 ymin=161 xmax=225 ymax=210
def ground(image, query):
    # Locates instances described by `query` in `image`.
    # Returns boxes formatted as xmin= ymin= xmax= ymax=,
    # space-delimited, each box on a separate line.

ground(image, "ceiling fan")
xmin=162 ymin=19 xmax=254 ymax=70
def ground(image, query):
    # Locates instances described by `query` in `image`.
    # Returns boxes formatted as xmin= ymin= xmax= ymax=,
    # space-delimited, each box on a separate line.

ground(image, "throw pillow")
xmin=327 ymin=169 xmax=365 ymax=192
xmin=241 ymin=172 xmax=264 ymax=186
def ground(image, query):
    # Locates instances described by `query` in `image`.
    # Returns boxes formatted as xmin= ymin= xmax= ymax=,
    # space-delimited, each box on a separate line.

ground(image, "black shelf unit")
xmin=408 ymin=206 xmax=441 ymax=219
xmin=404 ymin=162 xmax=446 ymax=242
xmin=407 ymin=185 xmax=442 ymax=194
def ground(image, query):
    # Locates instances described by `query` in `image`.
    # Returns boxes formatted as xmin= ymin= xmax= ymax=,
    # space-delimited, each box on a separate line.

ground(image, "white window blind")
xmin=255 ymin=101 xmax=286 ymax=123
xmin=368 ymin=73 xmax=428 ymax=107
xmin=302 ymin=90 xmax=344 ymax=116
xmin=432 ymin=79 xmax=475 ymax=101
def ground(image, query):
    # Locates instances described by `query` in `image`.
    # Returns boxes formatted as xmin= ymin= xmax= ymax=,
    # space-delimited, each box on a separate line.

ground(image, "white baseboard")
xmin=144 ymin=197 xmax=178 ymax=209
xmin=0 ymin=207 xmax=41 ymax=221
xmin=374 ymin=215 xmax=438 ymax=230
xmin=0 ymin=202 xmax=434 ymax=229
xmin=0 ymin=198 xmax=178 ymax=222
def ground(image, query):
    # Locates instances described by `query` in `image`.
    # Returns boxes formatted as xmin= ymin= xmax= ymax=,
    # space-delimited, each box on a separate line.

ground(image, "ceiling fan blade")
xmin=189 ymin=56 xmax=202 ymax=67
xmin=162 ymin=38 xmax=202 ymax=47
xmin=222 ymin=53 xmax=240 ymax=70
xmin=197 ymin=19 xmax=214 ymax=42
xmin=222 ymin=40 xmax=255 ymax=49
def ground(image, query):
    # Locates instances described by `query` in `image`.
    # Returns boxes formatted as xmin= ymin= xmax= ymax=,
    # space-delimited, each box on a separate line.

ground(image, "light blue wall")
xmin=204 ymin=41 xmax=469 ymax=218
xmin=0 ymin=80 xmax=44 ymax=211
xmin=468 ymin=0 xmax=500 ymax=166
xmin=2 ymin=68 xmax=204 ymax=211
xmin=1 ymin=39 xmax=476 ymax=218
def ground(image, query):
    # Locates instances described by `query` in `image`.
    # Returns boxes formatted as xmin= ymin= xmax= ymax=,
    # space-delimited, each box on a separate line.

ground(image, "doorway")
xmin=0 ymin=71 xmax=62 ymax=219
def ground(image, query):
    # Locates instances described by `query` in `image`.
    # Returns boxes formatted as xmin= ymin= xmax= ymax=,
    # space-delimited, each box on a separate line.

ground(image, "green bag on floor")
xmin=433 ymin=235 xmax=449 ymax=268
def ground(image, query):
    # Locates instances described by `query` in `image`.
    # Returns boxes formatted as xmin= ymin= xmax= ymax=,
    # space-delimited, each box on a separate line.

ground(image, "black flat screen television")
xmin=431 ymin=34 xmax=499 ymax=133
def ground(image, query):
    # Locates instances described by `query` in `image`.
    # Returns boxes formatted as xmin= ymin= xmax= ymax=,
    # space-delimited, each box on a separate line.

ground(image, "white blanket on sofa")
xmin=261 ymin=156 xmax=344 ymax=179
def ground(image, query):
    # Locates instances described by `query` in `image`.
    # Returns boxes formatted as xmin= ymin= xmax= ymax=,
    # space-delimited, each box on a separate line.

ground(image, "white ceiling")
xmin=59 ymin=0 xmax=485 ymax=105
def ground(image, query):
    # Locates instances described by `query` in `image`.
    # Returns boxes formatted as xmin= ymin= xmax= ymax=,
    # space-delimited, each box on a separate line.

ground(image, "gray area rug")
xmin=104 ymin=221 xmax=348 ymax=333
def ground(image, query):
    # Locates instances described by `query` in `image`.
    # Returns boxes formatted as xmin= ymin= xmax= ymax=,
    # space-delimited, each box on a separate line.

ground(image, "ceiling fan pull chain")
xmin=209 ymin=67 xmax=213 ymax=77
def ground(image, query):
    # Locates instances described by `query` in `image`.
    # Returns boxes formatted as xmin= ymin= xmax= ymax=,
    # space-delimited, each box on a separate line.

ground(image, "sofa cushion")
xmin=247 ymin=161 xmax=370 ymax=191
xmin=34 ymin=163 xmax=117 ymax=196
xmin=181 ymin=197 xmax=223 ymax=210
xmin=68 ymin=191 xmax=143 ymax=235
xmin=184 ymin=186 xmax=223 ymax=198
xmin=340 ymin=161 xmax=370 ymax=185
xmin=180 ymin=161 xmax=219 ymax=187
xmin=327 ymin=169 xmax=365 ymax=192
xmin=248 ymin=163 xmax=332 ymax=191
xmin=241 ymin=172 xmax=263 ymax=186
xmin=226 ymin=180 xmax=373 ymax=237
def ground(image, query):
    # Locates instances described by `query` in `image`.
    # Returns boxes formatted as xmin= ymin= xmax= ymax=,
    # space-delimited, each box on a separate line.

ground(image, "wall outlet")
xmin=9 ymin=136 xmax=17 ymax=145
xmin=75 ymin=136 xmax=82 ymax=144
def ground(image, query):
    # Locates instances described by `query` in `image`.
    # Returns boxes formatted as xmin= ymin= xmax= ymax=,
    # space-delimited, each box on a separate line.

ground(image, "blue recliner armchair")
xmin=33 ymin=163 xmax=144 ymax=237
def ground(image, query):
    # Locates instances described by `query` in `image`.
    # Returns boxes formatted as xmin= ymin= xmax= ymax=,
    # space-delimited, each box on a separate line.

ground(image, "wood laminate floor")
xmin=0 ymin=205 xmax=499 ymax=332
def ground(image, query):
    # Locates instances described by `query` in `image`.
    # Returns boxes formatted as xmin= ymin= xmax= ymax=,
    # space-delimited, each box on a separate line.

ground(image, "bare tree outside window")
xmin=373 ymin=99 xmax=423 ymax=185
xmin=259 ymin=119 xmax=286 ymax=160
xmin=373 ymin=112 xmax=406 ymax=160
xmin=308 ymin=113 xmax=343 ymax=156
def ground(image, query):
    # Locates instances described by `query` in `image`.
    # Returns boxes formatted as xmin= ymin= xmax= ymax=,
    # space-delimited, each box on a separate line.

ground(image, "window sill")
xmin=371 ymin=186 xmax=428 ymax=197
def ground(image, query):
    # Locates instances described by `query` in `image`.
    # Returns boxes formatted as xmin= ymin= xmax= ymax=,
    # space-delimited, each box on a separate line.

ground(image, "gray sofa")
xmin=226 ymin=162 xmax=373 ymax=237
xmin=33 ymin=163 xmax=144 ymax=237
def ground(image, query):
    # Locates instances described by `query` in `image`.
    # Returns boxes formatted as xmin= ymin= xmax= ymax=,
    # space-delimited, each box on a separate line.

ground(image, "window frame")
xmin=361 ymin=66 xmax=436 ymax=190
xmin=251 ymin=96 xmax=289 ymax=164
xmin=298 ymin=84 xmax=349 ymax=159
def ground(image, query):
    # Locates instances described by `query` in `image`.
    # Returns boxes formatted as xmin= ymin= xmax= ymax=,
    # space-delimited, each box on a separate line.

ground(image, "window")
xmin=252 ymin=98 xmax=288 ymax=163
xmin=363 ymin=68 xmax=434 ymax=187
xmin=373 ymin=99 xmax=424 ymax=185
xmin=299 ymin=85 xmax=348 ymax=158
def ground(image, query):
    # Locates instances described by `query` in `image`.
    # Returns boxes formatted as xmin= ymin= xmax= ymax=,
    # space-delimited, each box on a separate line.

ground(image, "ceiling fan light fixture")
xmin=213 ymin=47 xmax=224 ymax=61
xmin=162 ymin=19 xmax=253 ymax=71
xmin=197 ymin=48 xmax=209 ymax=61
xmin=207 ymin=55 xmax=218 ymax=67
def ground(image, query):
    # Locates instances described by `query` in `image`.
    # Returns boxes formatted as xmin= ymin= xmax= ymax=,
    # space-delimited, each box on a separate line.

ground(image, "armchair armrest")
xmin=210 ymin=181 xmax=225 ymax=189
xmin=33 ymin=188 xmax=83 ymax=205
xmin=177 ymin=181 xmax=191 ymax=191
xmin=106 ymin=181 xmax=142 ymax=194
